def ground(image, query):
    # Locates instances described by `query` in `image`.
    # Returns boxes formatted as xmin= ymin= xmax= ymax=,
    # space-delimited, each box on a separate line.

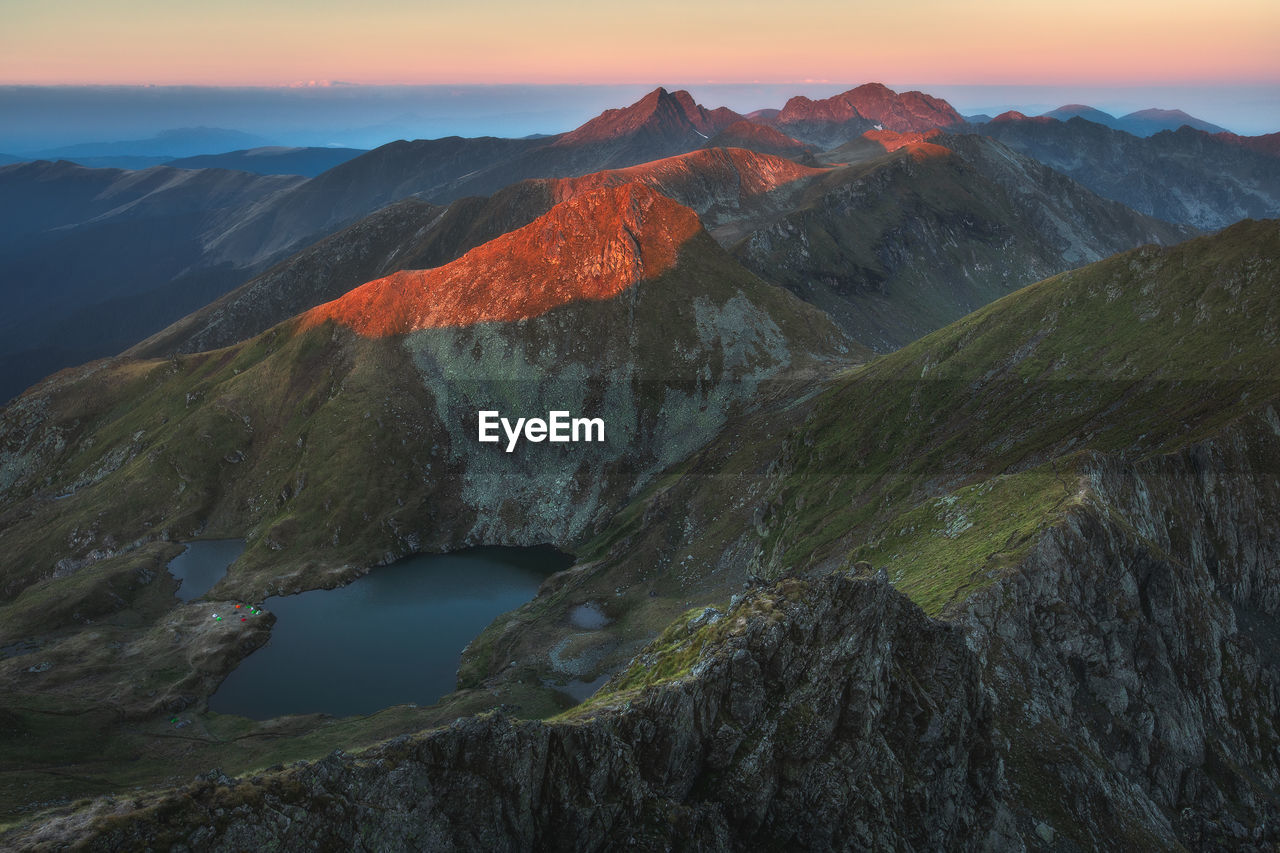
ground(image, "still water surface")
xmin=168 ymin=539 xmax=246 ymax=601
xmin=206 ymin=546 xmax=571 ymax=719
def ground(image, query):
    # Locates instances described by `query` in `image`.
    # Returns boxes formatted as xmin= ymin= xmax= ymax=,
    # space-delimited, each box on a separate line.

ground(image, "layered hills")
xmin=978 ymin=114 xmax=1280 ymax=228
xmin=131 ymin=148 xmax=828 ymax=357
xmin=164 ymin=146 xmax=368 ymax=177
xmin=5 ymin=83 xmax=1268 ymax=407
xmin=1040 ymin=104 xmax=1228 ymax=136
xmin=133 ymin=137 xmax=1189 ymax=363
xmin=0 ymin=161 xmax=305 ymax=402
xmin=734 ymin=133 xmax=1193 ymax=349
xmin=0 ymin=90 xmax=752 ymax=403
xmin=9 ymin=220 xmax=1279 ymax=851
xmin=3 ymin=80 xmax=1280 ymax=848
xmin=702 ymin=120 xmax=816 ymax=163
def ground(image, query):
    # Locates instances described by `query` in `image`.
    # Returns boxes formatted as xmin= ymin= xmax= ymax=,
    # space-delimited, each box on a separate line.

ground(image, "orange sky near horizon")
xmin=2 ymin=0 xmax=1277 ymax=87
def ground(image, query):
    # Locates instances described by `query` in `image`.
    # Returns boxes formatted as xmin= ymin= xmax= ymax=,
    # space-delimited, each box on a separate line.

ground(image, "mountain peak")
xmin=557 ymin=89 xmax=743 ymax=147
xmin=1040 ymin=104 xmax=1118 ymax=126
xmin=776 ymin=83 xmax=963 ymax=133
xmin=300 ymin=182 xmax=702 ymax=337
xmin=1117 ymin=108 xmax=1227 ymax=135
xmin=990 ymin=110 xmax=1055 ymax=124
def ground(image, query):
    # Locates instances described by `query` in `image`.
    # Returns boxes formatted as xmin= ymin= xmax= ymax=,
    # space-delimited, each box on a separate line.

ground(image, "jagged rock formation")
xmin=16 ymin=467 xmax=1280 ymax=852
xmin=431 ymin=221 xmax=1280 ymax=848
xmin=300 ymin=184 xmax=703 ymax=334
xmin=1214 ymin=130 xmax=1280 ymax=159
xmin=8 ymin=574 xmax=1014 ymax=851
xmin=553 ymin=87 xmax=743 ymax=161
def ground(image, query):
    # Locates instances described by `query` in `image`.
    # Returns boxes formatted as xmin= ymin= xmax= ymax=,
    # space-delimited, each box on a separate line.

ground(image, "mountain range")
xmin=1039 ymin=104 xmax=1229 ymax=136
xmin=978 ymin=113 xmax=1280 ymax=228
xmin=1 ymin=81 xmax=1279 ymax=849
xmin=10 ymin=82 xmax=1271 ymax=403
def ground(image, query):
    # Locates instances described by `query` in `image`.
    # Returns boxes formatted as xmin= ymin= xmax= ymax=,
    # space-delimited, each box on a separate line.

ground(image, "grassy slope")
xmin=734 ymin=143 xmax=1191 ymax=352
xmin=580 ymin=219 xmax=1280 ymax=621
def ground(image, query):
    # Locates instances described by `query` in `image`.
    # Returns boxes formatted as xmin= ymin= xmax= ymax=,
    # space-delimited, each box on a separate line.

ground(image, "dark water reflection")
xmin=208 ymin=546 xmax=571 ymax=719
xmin=168 ymin=539 xmax=246 ymax=601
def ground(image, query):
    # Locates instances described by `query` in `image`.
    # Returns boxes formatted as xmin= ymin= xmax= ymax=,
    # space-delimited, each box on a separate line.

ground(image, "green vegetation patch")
xmin=850 ymin=463 xmax=1079 ymax=615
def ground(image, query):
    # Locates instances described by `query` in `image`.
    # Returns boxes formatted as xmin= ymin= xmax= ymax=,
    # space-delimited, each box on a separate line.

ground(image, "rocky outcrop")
xmin=18 ymin=438 xmax=1280 ymax=849
xmin=554 ymin=87 xmax=743 ymax=160
xmin=943 ymin=412 xmax=1280 ymax=847
xmin=299 ymin=184 xmax=703 ymax=336
xmin=9 ymin=574 xmax=1014 ymax=852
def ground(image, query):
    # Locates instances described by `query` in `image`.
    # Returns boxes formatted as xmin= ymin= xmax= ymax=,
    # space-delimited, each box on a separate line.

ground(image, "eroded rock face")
xmin=18 ymin=412 xmax=1280 ymax=851
xmin=15 ymin=575 xmax=1013 ymax=851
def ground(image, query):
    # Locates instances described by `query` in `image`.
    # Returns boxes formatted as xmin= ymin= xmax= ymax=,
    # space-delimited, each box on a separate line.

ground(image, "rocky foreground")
xmin=12 ymin=412 xmax=1280 ymax=851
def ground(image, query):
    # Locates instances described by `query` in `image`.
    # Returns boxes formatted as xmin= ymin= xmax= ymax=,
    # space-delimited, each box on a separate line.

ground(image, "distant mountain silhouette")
xmin=166 ymin=147 xmax=368 ymax=177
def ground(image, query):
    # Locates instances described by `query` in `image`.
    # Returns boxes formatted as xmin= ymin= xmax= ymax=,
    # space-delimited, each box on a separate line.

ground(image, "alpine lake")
xmin=166 ymin=542 xmax=572 ymax=718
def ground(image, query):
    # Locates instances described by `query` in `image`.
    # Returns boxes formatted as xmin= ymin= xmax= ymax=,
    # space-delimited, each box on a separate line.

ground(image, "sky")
xmin=3 ymin=0 xmax=1277 ymax=88
xmin=1 ymin=0 xmax=1277 ymax=148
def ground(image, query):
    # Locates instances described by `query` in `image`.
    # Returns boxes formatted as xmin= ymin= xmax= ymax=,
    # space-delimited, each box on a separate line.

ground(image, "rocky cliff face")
xmin=19 ymin=442 xmax=1280 ymax=850
xmin=8 ymin=573 xmax=1014 ymax=851
xmin=958 ymin=418 xmax=1280 ymax=848
xmin=2 ymin=205 xmax=1277 ymax=853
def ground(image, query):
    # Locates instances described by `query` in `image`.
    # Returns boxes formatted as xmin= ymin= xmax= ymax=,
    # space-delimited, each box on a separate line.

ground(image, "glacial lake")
xmin=207 ymin=546 xmax=572 ymax=719
xmin=168 ymin=539 xmax=246 ymax=601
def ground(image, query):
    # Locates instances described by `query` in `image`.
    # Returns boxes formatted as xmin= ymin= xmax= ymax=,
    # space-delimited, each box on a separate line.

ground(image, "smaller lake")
xmin=208 ymin=546 xmax=572 ymax=719
xmin=168 ymin=539 xmax=246 ymax=601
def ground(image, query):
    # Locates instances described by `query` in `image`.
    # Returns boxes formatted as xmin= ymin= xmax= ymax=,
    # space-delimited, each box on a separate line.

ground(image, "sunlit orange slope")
xmin=862 ymin=128 xmax=950 ymax=160
xmin=549 ymin=147 xmax=825 ymax=203
xmin=299 ymin=182 xmax=702 ymax=337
